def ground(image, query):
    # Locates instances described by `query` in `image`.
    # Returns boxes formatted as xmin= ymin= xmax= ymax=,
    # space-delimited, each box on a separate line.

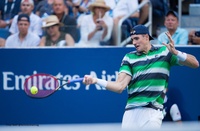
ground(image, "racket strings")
xmin=24 ymin=73 xmax=83 ymax=98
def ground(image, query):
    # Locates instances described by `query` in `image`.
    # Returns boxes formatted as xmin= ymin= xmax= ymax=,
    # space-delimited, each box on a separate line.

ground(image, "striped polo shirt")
xmin=119 ymin=45 xmax=179 ymax=110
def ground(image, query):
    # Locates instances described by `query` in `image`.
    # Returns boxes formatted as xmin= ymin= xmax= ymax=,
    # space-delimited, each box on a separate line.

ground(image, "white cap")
xmin=170 ymin=104 xmax=182 ymax=121
xmin=21 ymin=0 xmax=34 ymax=6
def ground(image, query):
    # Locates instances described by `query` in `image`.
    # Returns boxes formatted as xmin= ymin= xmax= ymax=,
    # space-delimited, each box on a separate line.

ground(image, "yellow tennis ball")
xmin=30 ymin=86 xmax=38 ymax=95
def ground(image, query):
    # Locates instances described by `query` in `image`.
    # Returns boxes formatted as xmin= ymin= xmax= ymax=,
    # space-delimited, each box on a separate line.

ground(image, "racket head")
xmin=24 ymin=73 xmax=59 ymax=98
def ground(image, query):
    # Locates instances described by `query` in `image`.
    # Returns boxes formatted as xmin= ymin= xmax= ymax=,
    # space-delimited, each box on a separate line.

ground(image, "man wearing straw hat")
xmin=112 ymin=0 xmax=139 ymax=45
xmin=39 ymin=15 xmax=74 ymax=46
xmin=77 ymin=0 xmax=113 ymax=47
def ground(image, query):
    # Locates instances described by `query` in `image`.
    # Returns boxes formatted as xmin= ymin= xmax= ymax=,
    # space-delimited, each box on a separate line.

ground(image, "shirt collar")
xmin=174 ymin=27 xmax=180 ymax=35
xmin=136 ymin=45 xmax=158 ymax=55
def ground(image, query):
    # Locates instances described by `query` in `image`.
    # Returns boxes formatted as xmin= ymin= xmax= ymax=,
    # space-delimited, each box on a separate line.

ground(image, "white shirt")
xmin=105 ymin=0 xmax=117 ymax=10
xmin=72 ymin=0 xmax=80 ymax=3
xmin=5 ymin=32 xmax=40 ymax=47
xmin=78 ymin=14 xmax=113 ymax=47
xmin=9 ymin=13 xmax=43 ymax=36
xmin=113 ymin=0 xmax=139 ymax=18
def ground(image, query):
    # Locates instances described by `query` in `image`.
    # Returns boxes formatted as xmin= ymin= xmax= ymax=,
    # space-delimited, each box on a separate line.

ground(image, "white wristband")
xmin=177 ymin=51 xmax=187 ymax=61
xmin=96 ymin=79 xmax=108 ymax=87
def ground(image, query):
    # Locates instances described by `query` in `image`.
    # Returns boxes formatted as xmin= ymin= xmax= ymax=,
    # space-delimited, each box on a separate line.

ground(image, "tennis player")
xmin=83 ymin=25 xmax=199 ymax=129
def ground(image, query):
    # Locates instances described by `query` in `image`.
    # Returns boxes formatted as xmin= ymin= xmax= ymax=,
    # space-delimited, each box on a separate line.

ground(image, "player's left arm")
xmin=163 ymin=31 xmax=199 ymax=68
xmin=178 ymin=53 xmax=199 ymax=68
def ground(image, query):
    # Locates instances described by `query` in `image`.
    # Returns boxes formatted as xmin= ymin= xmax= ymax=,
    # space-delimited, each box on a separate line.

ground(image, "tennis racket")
xmin=24 ymin=73 xmax=83 ymax=98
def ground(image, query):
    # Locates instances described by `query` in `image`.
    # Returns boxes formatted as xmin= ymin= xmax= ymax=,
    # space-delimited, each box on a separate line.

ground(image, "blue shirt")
xmin=0 ymin=0 xmax=21 ymax=20
xmin=158 ymin=27 xmax=188 ymax=45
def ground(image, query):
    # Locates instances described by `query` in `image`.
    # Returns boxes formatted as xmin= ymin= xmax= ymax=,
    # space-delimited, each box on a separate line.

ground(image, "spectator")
xmin=112 ymin=0 xmax=139 ymax=45
xmin=40 ymin=15 xmax=74 ymax=46
xmin=65 ymin=0 xmax=76 ymax=16
xmin=168 ymin=0 xmax=193 ymax=14
xmin=72 ymin=0 xmax=93 ymax=27
xmin=157 ymin=10 xmax=188 ymax=45
xmin=138 ymin=0 xmax=169 ymax=37
xmin=35 ymin=0 xmax=54 ymax=18
xmin=52 ymin=0 xmax=80 ymax=43
xmin=33 ymin=0 xmax=43 ymax=12
xmin=0 ymin=38 xmax=6 ymax=47
xmin=0 ymin=0 xmax=21 ymax=29
xmin=5 ymin=14 xmax=40 ymax=47
xmin=72 ymin=0 xmax=92 ymax=19
xmin=9 ymin=0 xmax=43 ymax=36
xmin=188 ymin=30 xmax=200 ymax=45
xmin=77 ymin=0 xmax=113 ymax=47
xmin=104 ymin=0 xmax=117 ymax=17
xmin=138 ymin=0 xmax=169 ymax=25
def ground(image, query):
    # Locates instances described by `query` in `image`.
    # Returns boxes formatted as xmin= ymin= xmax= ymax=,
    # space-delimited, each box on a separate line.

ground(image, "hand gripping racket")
xmin=24 ymin=73 xmax=83 ymax=98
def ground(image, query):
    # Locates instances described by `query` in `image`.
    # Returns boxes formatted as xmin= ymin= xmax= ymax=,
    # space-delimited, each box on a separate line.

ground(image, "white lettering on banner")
xmin=62 ymin=74 xmax=81 ymax=90
xmin=2 ymin=70 xmax=118 ymax=91
xmin=3 ymin=72 xmax=30 ymax=90
xmin=3 ymin=72 xmax=15 ymax=90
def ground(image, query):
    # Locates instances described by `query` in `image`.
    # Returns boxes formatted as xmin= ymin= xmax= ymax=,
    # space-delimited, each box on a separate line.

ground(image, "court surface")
xmin=1 ymin=122 xmax=200 ymax=131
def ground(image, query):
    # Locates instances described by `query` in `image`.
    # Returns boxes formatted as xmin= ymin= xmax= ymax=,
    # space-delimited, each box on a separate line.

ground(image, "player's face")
xmin=164 ymin=14 xmax=179 ymax=31
xmin=20 ymin=2 xmax=34 ymax=14
xmin=53 ymin=0 xmax=66 ymax=15
xmin=131 ymin=34 xmax=149 ymax=53
xmin=18 ymin=20 xmax=30 ymax=35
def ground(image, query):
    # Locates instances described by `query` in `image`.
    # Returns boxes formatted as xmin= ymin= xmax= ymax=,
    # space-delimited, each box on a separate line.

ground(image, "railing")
xmin=117 ymin=0 xmax=153 ymax=46
xmin=178 ymin=0 xmax=182 ymax=27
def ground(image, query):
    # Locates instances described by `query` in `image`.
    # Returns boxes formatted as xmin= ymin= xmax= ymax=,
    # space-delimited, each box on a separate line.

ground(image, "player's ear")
xmin=147 ymin=34 xmax=150 ymax=41
xmin=143 ymin=34 xmax=149 ymax=41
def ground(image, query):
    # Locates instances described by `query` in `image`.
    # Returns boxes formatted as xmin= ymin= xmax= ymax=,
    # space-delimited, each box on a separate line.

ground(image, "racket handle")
xmin=68 ymin=77 xmax=84 ymax=83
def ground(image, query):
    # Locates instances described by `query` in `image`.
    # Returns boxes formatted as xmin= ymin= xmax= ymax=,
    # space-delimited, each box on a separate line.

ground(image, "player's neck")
xmin=142 ymin=43 xmax=152 ymax=54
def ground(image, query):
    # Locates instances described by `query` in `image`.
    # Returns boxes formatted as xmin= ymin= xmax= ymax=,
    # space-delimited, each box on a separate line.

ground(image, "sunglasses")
xmin=46 ymin=24 xmax=59 ymax=30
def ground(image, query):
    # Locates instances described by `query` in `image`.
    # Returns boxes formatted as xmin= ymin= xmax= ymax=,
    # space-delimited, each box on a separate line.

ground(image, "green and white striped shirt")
xmin=119 ymin=45 xmax=179 ymax=110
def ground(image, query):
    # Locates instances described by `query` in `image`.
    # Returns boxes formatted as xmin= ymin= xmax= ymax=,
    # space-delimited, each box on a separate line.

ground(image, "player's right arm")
xmin=83 ymin=72 xmax=131 ymax=93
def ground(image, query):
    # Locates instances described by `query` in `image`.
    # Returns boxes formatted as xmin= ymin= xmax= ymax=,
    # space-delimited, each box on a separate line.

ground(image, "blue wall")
xmin=0 ymin=47 xmax=199 ymax=125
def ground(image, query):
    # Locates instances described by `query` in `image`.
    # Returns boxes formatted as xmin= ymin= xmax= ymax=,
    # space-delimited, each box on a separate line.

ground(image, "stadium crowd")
xmin=0 ymin=0 xmax=200 ymax=47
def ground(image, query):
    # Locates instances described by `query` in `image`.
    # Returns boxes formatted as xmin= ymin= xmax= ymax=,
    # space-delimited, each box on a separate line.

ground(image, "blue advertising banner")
xmin=0 ymin=47 xmax=200 ymax=125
